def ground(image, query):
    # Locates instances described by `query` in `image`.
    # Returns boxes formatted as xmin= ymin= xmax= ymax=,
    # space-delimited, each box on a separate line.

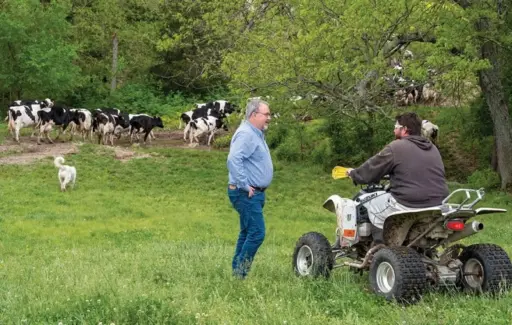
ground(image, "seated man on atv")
xmin=347 ymin=112 xmax=449 ymax=233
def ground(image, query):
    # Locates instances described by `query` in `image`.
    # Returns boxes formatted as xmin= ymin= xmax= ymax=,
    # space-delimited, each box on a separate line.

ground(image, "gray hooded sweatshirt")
xmin=350 ymin=135 xmax=449 ymax=208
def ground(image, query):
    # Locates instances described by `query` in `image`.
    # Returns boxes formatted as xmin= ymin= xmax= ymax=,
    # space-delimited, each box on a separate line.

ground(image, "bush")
xmin=274 ymin=134 xmax=302 ymax=162
xmin=160 ymin=115 xmax=178 ymax=130
xmin=311 ymin=138 xmax=333 ymax=167
xmin=467 ymin=168 xmax=501 ymax=190
xmin=326 ymin=113 xmax=393 ymax=168
xmin=212 ymin=134 xmax=232 ymax=149
xmin=266 ymin=122 xmax=290 ymax=149
xmin=65 ymin=82 xmax=236 ymax=121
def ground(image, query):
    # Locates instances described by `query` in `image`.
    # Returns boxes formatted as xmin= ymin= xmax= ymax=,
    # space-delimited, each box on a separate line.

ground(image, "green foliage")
xmin=467 ymin=168 xmax=501 ymax=190
xmin=0 ymin=0 xmax=81 ymax=105
xmin=264 ymin=112 xmax=394 ymax=170
xmin=68 ymin=82 xmax=233 ymax=120
xmin=71 ymin=0 xmax=163 ymax=89
xmin=218 ymin=0 xmax=504 ymax=111
xmin=267 ymin=117 xmax=330 ymax=163
xmin=311 ymin=137 xmax=333 ymax=167
xmin=212 ymin=134 xmax=232 ymax=149
xmin=326 ymin=113 xmax=393 ymax=168
xmin=154 ymin=0 xmax=235 ymax=93
xmin=266 ymin=122 xmax=289 ymax=150
xmin=275 ymin=133 xmax=302 ymax=162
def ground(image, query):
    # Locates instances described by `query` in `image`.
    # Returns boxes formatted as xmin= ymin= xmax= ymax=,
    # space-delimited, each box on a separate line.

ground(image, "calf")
xmin=188 ymin=115 xmax=228 ymax=146
xmin=95 ymin=112 xmax=126 ymax=146
xmin=129 ymin=115 xmax=164 ymax=144
xmin=114 ymin=113 xmax=156 ymax=141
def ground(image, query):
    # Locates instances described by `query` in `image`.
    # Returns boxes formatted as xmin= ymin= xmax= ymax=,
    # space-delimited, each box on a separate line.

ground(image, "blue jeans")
xmin=228 ymin=186 xmax=266 ymax=278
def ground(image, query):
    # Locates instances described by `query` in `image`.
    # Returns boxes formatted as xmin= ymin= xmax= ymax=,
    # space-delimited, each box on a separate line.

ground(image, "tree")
xmin=69 ymin=0 xmax=163 ymax=97
xmin=446 ymin=0 xmax=512 ymax=189
xmin=0 ymin=0 xmax=80 ymax=104
xmin=214 ymin=0 xmax=512 ymax=188
xmin=154 ymin=0 xmax=237 ymax=94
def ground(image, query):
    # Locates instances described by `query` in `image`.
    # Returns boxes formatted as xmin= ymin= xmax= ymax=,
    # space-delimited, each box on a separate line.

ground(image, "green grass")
xmin=0 ymin=144 xmax=512 ymax=324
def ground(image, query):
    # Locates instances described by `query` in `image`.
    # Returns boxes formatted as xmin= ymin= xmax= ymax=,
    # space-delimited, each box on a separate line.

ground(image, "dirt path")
xmin=0 ymin=130 xmax=228 ymax=165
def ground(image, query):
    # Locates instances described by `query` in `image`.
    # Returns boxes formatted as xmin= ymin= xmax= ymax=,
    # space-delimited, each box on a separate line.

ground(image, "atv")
xmin=292 ymin=172 xmax=512 ymax=303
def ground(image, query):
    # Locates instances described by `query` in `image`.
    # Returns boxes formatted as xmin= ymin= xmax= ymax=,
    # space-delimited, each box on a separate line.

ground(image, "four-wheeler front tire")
xmin=293 ymin=232 xmax=334 ymax=278
xmin=369 ymin=246 xmax=427 ymax=303
xmin=458 ymin=244 xmax=512 ymax=294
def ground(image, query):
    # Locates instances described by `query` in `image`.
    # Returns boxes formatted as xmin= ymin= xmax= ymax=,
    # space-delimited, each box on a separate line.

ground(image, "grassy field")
xmin=1 ymin=140 xmax=512 ymax=324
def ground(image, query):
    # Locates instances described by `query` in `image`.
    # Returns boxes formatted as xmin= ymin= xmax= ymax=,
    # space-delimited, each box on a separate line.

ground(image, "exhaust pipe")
xmin=441 ymin=221 xmax=483 ymax=247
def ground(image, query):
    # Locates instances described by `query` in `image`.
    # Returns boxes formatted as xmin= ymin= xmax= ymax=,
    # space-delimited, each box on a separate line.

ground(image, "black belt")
xmin=251 ymin=186 xmax=267 ymax=192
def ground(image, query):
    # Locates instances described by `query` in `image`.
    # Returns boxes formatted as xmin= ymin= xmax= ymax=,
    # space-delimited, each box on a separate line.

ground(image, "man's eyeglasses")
xmin=394 ymin=123 xmax=404 ymax=129
xmin=255 ymin=112 xmax=272 ymax=117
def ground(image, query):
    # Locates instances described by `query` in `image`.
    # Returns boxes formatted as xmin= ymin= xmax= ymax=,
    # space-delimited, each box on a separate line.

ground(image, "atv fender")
xmin=382 ymin=208 xmax=443 ymax=246
xmin=323 ymin=195 xmax=358 ymax=242
xmin=475 ymin=208 xmax=507 ymax=215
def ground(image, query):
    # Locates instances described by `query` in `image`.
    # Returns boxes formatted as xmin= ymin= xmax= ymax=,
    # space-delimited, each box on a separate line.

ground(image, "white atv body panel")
xmin=323 ymin=195 xmax=358 ymax=246
xmin=475 ymin=208 xmax=507 ymax=215
xmin=355 ymin=190 xmax=388 ymax=213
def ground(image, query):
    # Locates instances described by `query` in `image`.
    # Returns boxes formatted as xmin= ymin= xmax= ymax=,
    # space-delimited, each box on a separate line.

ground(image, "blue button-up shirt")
xmin=227 ymin=121 xmax=274 ymax=191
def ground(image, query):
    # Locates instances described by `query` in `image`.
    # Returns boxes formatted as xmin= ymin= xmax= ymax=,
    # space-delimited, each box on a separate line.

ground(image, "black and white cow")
xmin=188 ymin=115 xmax=228 ymax=146
xmin=179 ymin=103 xmax=209 ymax=129
xmin=95 ymin=112 xmax=127 ymax=146
xmin=7 ymin=99 xmax=53 ymax=142
xmin=182 ymin=100 xmax=236 ymax=141
xmin=129 ymin=115 xmax=164 ymax=144
xmin=36 ymin=106 xmax=77 ymax=144
xmin=114 ymin=113 xmax=157 ymax=141
xmin=92 ymin=108 xmax=130 ymax=134
xmin=67 ymin=108 xmax=93 ymax=141
xmin=212 ymin=100 xmax=237 ymax=116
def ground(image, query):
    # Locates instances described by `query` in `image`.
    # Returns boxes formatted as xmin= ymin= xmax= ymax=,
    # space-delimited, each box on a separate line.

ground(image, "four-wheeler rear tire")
xmin=293 ymin=232 xmax=334 ymax=278
xmin=458 ymin=243 xmax=512 ymax=294
xmin=369 ymin=246 xmax=427 ymax=303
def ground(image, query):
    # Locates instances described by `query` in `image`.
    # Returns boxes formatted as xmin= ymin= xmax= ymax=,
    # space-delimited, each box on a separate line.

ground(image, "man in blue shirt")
xmin=227 ymin=98 xmax=274 ymax=279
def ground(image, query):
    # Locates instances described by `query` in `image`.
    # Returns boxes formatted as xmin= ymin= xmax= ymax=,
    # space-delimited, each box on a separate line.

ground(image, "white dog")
xmin=54 ymin=156 xmax=77 ymax=191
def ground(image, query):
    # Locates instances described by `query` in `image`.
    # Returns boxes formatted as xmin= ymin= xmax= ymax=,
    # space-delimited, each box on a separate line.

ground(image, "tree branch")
xmin=383 ymin=32 xmax=437 ymax=58
xmin=241 ymin=1 xmax=272 ymax=33
xmin=452 ymin=0 xmax=471 ymax=9
xmin=376 ymin=2 xmax=418 ymax=54
xmin=319 ymin=0 xmax=341 ymax=20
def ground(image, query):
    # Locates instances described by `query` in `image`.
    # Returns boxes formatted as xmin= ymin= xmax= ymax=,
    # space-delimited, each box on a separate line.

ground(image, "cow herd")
xmin=4 ymin=98 xmax=239 ymax=147
xmin=4 ymin=97 xmax=439 ymax=148
xmin=5 ymin=99 xmax=164 ymax=146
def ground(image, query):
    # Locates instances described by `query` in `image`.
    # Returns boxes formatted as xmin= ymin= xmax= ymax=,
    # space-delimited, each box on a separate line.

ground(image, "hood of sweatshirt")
xmin=404 ymin=135 xmax=432 ymax=150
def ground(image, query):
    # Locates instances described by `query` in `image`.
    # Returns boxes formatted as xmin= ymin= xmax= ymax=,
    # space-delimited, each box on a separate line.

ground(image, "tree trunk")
xmin=478 ymin=40 xmax=512 ymax=189
xmin=491 ymin=136 xmax=498 ymax=172
xmin=111 ymin=32 xmax=118 ymax=93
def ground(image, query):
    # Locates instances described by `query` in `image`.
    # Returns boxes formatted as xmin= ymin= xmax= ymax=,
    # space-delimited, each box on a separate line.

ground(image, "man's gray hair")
xmin=245 ymin=99 xmax=269 ymax=120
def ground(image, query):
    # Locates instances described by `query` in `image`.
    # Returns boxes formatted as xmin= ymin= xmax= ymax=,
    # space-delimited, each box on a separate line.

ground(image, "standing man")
xmin=227 ymin=98 xmax=273 ymax=279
